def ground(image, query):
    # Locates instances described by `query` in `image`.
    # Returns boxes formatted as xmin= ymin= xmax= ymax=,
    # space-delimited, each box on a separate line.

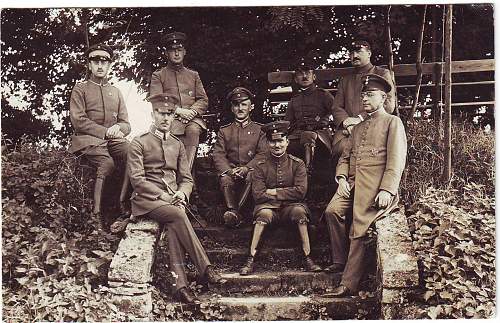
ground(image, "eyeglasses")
xmin=89 ymin=55 xmax=111 ymax=63
xmin=361 ymin=91 xmax=377 ymax=98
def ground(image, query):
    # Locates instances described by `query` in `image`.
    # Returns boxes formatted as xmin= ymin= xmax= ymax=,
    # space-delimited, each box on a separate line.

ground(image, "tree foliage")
xmin=0 ymin=5 xmax=494 ymax=146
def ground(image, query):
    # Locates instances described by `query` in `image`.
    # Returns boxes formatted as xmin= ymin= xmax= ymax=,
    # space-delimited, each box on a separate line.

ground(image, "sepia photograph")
xmin=1 ymin=1 xmax=495 ymax=321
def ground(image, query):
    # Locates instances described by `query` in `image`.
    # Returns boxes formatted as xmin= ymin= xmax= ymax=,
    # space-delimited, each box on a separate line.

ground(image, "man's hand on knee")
xmin=337 ymin=177 xmax=351 ymax=198
xmin=106 ymin=124 xmax=123 ymax=139
xmin=375 ymin=190 xmax=392 ymax=209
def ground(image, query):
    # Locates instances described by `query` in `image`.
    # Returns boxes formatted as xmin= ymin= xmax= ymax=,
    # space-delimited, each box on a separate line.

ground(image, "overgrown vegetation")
xmin=406 ymin=183 xmax=495 ymax=319
xmin=1 ymin=141 xmax=124 ymax=321
xmin=401 ymin=120 xmax=494 ymax=205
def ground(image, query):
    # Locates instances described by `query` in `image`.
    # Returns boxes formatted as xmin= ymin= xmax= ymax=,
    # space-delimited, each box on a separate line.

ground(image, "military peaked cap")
xmin=85 ymin=43 xmax=114 ymax=59
xmin=295 ymin=57 xmax=315 ymax=72
xmin=362 ymin=74 xmax=392 ymax=93
xmin=349 ymin=40 xmax=371 ymax=51
xmin=146 ymin=93 xmax=180 ymax=111
xmin=226 ymin=87 xmax=255 ymax=104
xmin=262 ymin=120 xmax=290 ymax=141
xmin=163 ymin=31 xmax=187 ymax=49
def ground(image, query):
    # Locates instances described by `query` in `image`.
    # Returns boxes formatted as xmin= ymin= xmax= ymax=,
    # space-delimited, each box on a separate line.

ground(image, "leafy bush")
xmin=1 ymin=141 xmax=122 ymax=321
xmin=402 ymin=120 xmax=494 ymax=205
xmin=406 ymin=183 xmax=495 ymax=319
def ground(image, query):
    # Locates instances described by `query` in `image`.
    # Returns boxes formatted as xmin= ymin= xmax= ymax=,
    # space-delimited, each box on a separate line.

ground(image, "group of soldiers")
xmin=69 ymin=31 xmax=407 ymax=304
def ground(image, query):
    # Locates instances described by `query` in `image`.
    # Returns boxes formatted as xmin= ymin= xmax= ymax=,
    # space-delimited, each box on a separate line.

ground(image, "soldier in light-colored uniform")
xmin=68 ymin=43 xmax=131 ymax=230
xmin=213 ymin=87 xmax=268 ymax=227
xmin=149 ymin=31 xmax=209 ymax=170
xmin=127 ymin=93 xmax=225 ymax=304
xmin=323 ymin=74 xmax=406 ymax=296
xmin=239 ymin=121 xmax=322 ymax=275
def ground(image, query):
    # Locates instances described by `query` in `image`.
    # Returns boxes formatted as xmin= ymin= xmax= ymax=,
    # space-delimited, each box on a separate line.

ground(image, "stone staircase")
xmin=108 ymin=208 xmax=419 ymax=320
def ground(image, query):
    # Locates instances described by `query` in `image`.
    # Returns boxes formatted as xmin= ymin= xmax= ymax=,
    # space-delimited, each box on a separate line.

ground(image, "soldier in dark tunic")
xmin=127 ymin=93 xmax=225 ymax=304
xmin=285 ymin=60 xmax=334 ymax=173
xmin=148 ymin=31 xmax=209 ymax=171
xmin=239 ymin=121 xmax=322 ymax=275
xmin=212 ymin=87 xmax=268 ymax=227
xmin=68 ymin=43 xmax=131 ymax=230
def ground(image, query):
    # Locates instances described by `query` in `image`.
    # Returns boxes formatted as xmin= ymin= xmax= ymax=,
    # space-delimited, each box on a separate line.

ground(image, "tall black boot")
xmin=93 ymin=177 xmax=108 ymax=231
xmin=222 ymin=185 xmax=242 ymax=227
xmin=118 ymin=170 xmax=131 ymax=218
xmin=304 ymin=144 xmax=315 ymax=175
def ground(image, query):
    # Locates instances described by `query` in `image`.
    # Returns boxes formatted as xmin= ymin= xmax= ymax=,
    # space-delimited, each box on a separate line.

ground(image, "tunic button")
xmin=109 ymin=92 xmax=112 ymax=96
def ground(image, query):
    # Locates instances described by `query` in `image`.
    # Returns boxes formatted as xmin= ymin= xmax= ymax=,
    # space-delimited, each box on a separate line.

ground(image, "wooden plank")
xmin=267 ymin=59 xmax=495 ymax=84
xmin=399 ymin=101 xmax=495 ymax=109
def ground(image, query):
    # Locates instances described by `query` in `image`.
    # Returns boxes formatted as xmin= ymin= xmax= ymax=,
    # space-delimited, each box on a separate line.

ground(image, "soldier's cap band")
xmin=269 ymin=132 xmax=287 ymax=140
xmin=89 ymin=55 xmax=112 ymax=62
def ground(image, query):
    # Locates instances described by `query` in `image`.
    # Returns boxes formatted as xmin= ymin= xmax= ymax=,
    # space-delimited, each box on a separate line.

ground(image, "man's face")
xmin=166 ymin=47 xmax=186 ymax=64
xmin=152 ymin=107 xmax=176 ymax=132
xmin=350 ymin=48 xmax=371 ymax=67
xmin=88 ymin=50 xmax=111 ymax=79
xmin=268 ymin=137 xmax=289 ymax=156
xmin=231 ymin=99 xmax=254 ymax=121
xmin=294 ymin=70 xmax=315 ymax=88
xmin=361 ymin=90 xmax=386 ymax=113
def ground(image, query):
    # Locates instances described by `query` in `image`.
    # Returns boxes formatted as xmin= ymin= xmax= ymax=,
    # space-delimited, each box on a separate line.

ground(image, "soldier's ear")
xmin=312 ymin=73 xmax=317 ymax=82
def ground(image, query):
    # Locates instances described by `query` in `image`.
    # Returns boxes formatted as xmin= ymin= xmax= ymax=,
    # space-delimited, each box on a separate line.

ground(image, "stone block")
xmin=375 ymin=208 xmax=419 ymax=289
xmin=111 ymin=291 xmax=153 ymax=320
xmin=126 ymin=219 xmax=160 ymax=235
xmin=108 ymin=230 xmax=157 ymax=284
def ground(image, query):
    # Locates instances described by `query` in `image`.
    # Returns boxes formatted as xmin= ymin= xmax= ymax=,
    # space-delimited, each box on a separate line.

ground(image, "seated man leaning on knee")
xmin=239 ymin=121 xmax=321 ymax=275
xmin=213 ymin=87 xmax=268 ymax=227
xmin=323 ymin=74 xmax=406 ymax=297
xmin=127 ymin=93 xmax=226 ymax=305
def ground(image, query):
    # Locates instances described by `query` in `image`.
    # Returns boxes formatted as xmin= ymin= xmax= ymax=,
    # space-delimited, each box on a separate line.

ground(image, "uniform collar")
xmin=150 ymin=125 xmax=170 ymax=140
xmin=367 ymin=107 xmax=385 ymax=119
xmin=235 ymin=118 xmax=251 ymax=128
xmin=269 ymin=151 xmax=288 ymax=163
xmin=354 ymin=62 xmax=374 ymax=74
xmin=88 ymin=78 xmax=110 ymax=86
xmin=298 ymin=84 xmax=317 ymax=95
xmin=167 ymin=61 xmax=185 ymax=72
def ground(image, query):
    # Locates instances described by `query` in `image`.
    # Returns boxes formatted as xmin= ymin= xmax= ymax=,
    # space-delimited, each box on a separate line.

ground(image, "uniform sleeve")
xmin=331 ymin=78 xmax=350 ymax=128
xmin=276 ymin=160 xmax=308 ymax=201
xmin=246 ymin=130 xmax=268 ymax=170
xmin=128 ymin=138 xmax=165 ymax=200
xmin=117 ymin=90 xmax=131 ymax=136
xmin=69 ymin=84 xmax=107 ymax=139
xmin=176 ymin=142 xmax=194 ymax=200
xmin=149 ymin=69 xmax=164 ymax=96
xmin=212 ymin=129 xmax=232 ymax=175
xmin=189 ymin=71 xmax=209 ymax=115
xmin=251 ymin=163 xmax=275 ymax=204
xmin=320 ymin=90 xmax=334 ymax=126
xmin=379 ymin=117 xmax=407 ymax=194
xmin=382 ymin=69 xmax=396 ymax=114
xmin=335 ymin=135 xmax=353 ymax=179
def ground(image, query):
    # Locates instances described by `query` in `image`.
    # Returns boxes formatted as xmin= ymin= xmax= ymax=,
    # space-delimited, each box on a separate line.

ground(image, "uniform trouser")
xmin=331 ymin=136 xmax=349 ymax=160
xmin=147 ymin=204 xmax=211 ymax=291
xmin=324 ymin=191 xmax=366 ymax=292
xmin=219 ymin=173 xmax=249 ymax=210
xmin=83 ymin=139 xmax=129 ymax=179
xmin=177 ymin=123 xmax=203 ymax=171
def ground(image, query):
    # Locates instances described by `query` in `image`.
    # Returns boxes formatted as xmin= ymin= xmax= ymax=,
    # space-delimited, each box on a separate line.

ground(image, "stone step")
xmin=162 ymin=293 xmax=379 ymax=320
xmin=209 ymin=271 xmax=341 ymax=295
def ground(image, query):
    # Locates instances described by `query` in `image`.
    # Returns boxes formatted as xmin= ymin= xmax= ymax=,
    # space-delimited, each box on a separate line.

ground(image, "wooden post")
xmin=443 ymin=4 xmax=453 ymax=182
xmin=409 ymin=5 xmax=428 ymax=121
xmin=431 ymin=5 xmax=442 ymax=123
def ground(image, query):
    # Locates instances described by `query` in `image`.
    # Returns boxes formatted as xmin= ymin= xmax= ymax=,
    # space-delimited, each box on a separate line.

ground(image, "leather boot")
xmin=93 ymin=177 xmax=108 ymax=232
xmin=304 ymin=144 xmax=315 ymax=175
xmin=118 ymin=171 xmax=131 ymax=218
xmin=174 ymin=287 xmax=200 ymax=304
xmin=304 ymin=255 xmax=322 ymax=272
xmin=240 ymin=256 xmax=255 ymax=276
xmin=222 ymin=186 xmax=241 ymax=227
xmin=184 ymin=146 xmax=198 ymax=172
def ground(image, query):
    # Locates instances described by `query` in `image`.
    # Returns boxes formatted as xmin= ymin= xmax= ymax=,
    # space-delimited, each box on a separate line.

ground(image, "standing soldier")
xmin=323 ymin=74 xmax=406 ymax=296
xmin=239 ymin=121 xmax=322 ymax=275
xmin=68 ymin=43 xmax=131 ymax=230
xmin=213 ymin=87 xmax=268 ymax=227
xmin=127 ymin=93 xmax=225 ymax=304
xmin=149 ymin=31 xmax=209 ymax=170
xmin=285 ymin=59 xmax=334 ymax=173
xmin=331 ymin=40 xmax=396 ymax=159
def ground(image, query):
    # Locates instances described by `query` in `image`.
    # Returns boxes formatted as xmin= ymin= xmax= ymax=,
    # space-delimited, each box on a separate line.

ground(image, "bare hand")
xmin=106 ymin=124 xmax=122 ymax=139
xmin=171 ymin=191 xmax=186 ymax=206
xmin=342 ymin=125 xmax=354 ymax=136
xmin=175 ymin=107 xmax=197 ymax=121
xmin=375 ymin=190 xmax=393 ymax=209
xmin=336 ymin=177 xmax=351 ymax=198
xmin=343 ymin=117 xmax=362 ymax=129
xmin=265 ymin=188 xmax=277 ymax=196
xmin=232 ymin=166 xmax=249 ymax=179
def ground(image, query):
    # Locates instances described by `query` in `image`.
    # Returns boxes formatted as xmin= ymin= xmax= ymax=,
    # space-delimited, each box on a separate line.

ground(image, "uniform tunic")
xmin=212 ymin=120 xmax=268 ymax=176
xmin=335 ymin=109 xmax=407 ymax=238
xmin=285 ymin=85 xmax=334 ymax=153
xmin=68 ymin=80 xmax=131 ymax=153
xmin=252 ymin=153 xmax=309 ymax=216
xmin=128 ymin=126 xmax=194 ymax=217
xmin=331 ymin=63 xmax=396 ymax=150
xmin=149 ymin=62 xmax=209 ymax=135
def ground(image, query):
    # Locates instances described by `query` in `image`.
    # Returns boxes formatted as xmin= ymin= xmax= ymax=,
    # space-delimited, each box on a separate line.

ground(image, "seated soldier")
xmin=323 ymin=74 xmax=407 ymax=296
xmin=240 ymin=121 xmax=322 ymax=275
xmin=213 ymin=87 xmax=268 ymax=227
xmin=285 ymin=59 xmax=334 ymax=174
xmin=127 ymin=93 xmax=225 ymax=304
